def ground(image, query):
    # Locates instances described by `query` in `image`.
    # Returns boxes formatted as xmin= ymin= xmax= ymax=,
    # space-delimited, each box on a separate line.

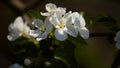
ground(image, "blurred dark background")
xmin=0 ymin=0 xmax=120 ymax=68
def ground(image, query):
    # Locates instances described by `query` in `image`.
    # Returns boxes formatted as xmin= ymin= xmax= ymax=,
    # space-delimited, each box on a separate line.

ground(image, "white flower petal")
xmin=22 ymin=23 xmax=30 ymax=34
xmin=114 ymin=36 xmax=118 ymax=42
xmin=13 ymin=17 xmax=25 ymax=32
xmin=44 ymin=17 xmax=53 ymax=34
xmin=114 ymin=31 xmax=120 ymax=49
xmin=71 ymin=12 xmax=80 ymax=24
xmin=55 ymin=29 xmax=68 ymax=41
xmin=79 ymin=27 xmax=89 ymax=39
xmin=42 ymin=3 xmax=67 ymax=17
xmin=14 ymin=16 xmax=24 ymax=27
xmin=31 ymin=18 xmax=53 ymax=41
xmin=115 ymin=42 xmax=120 ymax=49
xmin=7 ymin=16 xmax=30 ymax=41
xmin=40 ymin=12 xmax=51 ymax=16
xmin=46 ymin=3 xmax=57 ymax=12
xmin=66 ymin=25 xmax=78 ymax=37
xmin=14 ymin=16 xmax=23 ymax=22
xmin=32 ymin=19 xmax=44 ymax=28
xmin=55 ymin=7 xmax=66 ymax=17
xmin=29 ymin=29 xmax=40 ymax=37
xmin=63 ymin=11 xmax=71 ymax=19
xmin=73 ymin=17 xmax=80 ymax=27
xmin=49 ymin=13 xmax=59 ymax=27
xmin=71 ymin=12 xmax=86 ymax=27
xmin=8 ymin=23 xmax=21 ymax=34
xmin=14 ymin=16 xmax=30 ymax=33
xmin=36 ymin=33 xmax=47 ymax=41
xmin=7 ymin=33 xmax=20 ymax=41
xmin=79 ymin=14 xmax=86 ymax=27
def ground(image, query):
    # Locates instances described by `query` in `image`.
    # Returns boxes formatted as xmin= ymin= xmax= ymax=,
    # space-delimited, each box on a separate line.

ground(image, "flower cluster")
xmin=7 ymin=16 xmax=30 ymax=41
xmin=114 ymin=31 xmax=120 ymax=49
xmin=30 ymin=3 xmax=89 ymax=41
xmin=7 ymin=3 xmax=89 ymax=41
xmin=7 ymin=3 xmax=90 ymax=68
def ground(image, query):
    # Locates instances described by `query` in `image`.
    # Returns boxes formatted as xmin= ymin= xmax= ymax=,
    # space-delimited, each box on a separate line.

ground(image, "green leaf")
xmin=44 ymin=59 xmax=69 ymax=68
xmin=96 ymin=15 xmax=119 ymax=44
xmin=97 ymin=15 xmax=117 ymax=26
xmin=8 ymin=37 xmax=40 ymax=65
xmin=54 ymin=41 xmax=78 ymax=68
xmin=27 ymin=10 xmax=45 ymax=19
xmin=97 ymin=15 xmax=119 ymax=33
xmin=9 ymin=37 xmax=39 ymax=57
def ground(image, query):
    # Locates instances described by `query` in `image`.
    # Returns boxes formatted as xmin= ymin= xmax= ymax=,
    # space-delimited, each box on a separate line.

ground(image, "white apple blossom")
xmin=24 ymin=58 xmax=31 ymax=65
xmin=9 ymin=63 xmax=23 ymax=68
xmin=49 ymin=12 xmax=77 ymax=41
xmin=41 ymin=3 xmax=66 ymax=17
xmin=70 ymin=12 xmax=89 ymax=39
xmin=29 ymin=17 xmax=53 ymax=41
xmin=114 ymin=31 xmax=120 ymax=49
xmin=7 ymin=16 xmax=30 ymax=41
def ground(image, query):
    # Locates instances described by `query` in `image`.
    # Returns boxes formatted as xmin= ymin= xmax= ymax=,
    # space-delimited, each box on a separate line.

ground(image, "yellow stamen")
xmin=58 ymin=22 xmax=65 ymax=29
xmin=40 ymin=26 xmax=46 ymax=33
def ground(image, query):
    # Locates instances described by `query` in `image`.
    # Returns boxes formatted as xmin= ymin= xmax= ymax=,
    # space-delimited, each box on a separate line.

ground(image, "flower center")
xmin=58 ymin=22 xmax=65 ymax=29
xmin=40 ymin=26 xmax=46 ymax=33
